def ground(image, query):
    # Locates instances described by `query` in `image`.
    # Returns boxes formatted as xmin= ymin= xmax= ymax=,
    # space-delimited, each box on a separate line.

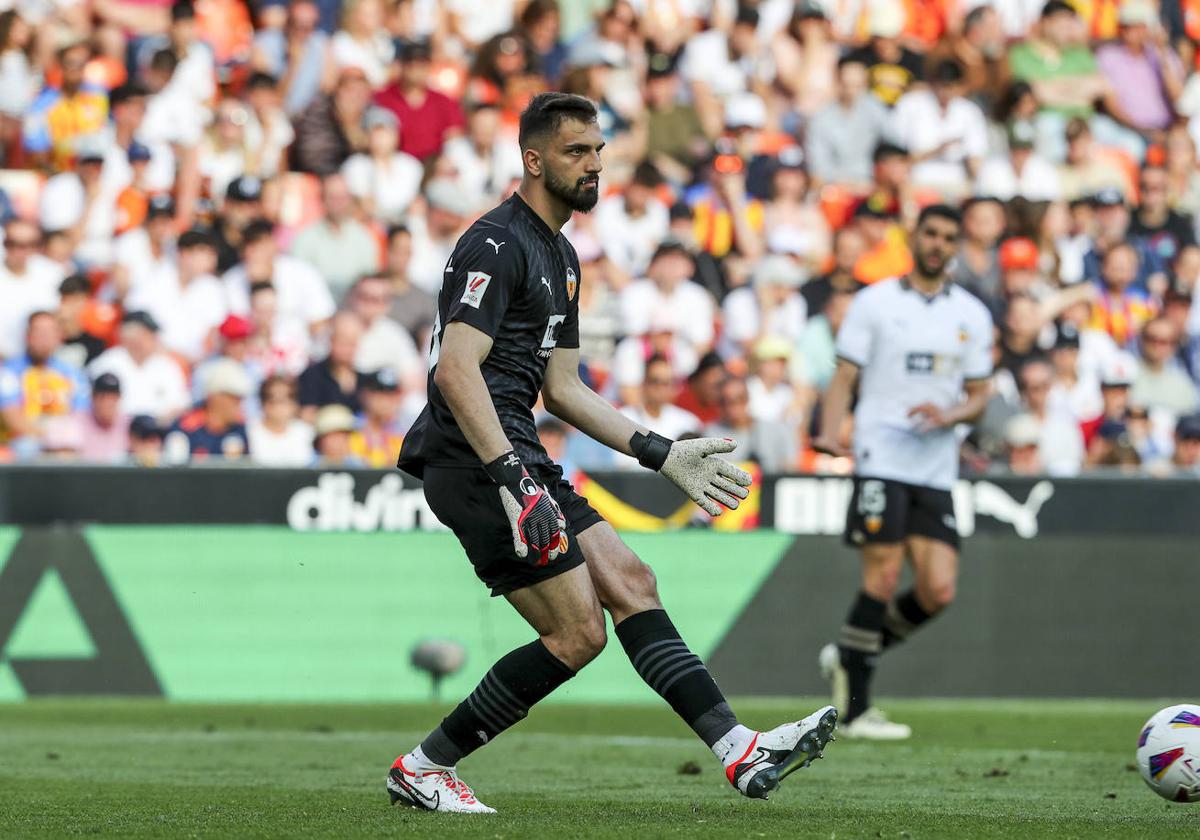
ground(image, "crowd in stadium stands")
xmin=3 ymin=0 xmax=1200 ymax=478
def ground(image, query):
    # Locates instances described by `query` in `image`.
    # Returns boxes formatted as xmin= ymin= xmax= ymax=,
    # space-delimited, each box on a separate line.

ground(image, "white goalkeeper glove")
xmin=484 ymin=450 xmax=566 ymax=566
xmin=629 ymin=432 xmax=752 ymax=517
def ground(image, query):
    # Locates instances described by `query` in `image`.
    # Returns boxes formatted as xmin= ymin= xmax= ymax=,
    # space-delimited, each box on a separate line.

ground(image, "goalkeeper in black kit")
xmin=387 ymin=92 xmax=837 ymax=813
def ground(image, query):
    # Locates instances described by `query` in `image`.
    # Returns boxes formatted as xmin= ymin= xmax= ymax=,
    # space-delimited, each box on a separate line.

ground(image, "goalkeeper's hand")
xmin=630 ymin=433 xmax=752 ymax=517
xmin=485 ymin=451 xmax=566 ymax=566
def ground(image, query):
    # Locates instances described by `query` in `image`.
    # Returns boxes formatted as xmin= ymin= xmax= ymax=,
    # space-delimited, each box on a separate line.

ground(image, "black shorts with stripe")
xmin=843 ymin=476 xmax=960 ymax=550
xmin=422 ymin=462 xmax=603 ymax=596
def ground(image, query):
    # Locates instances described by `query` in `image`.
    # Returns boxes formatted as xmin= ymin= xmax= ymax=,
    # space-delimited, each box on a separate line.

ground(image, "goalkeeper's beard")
xmin=545 ymin=168 xmax=600 ymax=213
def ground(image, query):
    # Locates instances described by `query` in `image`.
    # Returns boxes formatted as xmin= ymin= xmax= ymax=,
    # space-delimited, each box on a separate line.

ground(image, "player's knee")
xmin=547 ymin=614 xmax=607 ymax=669
xmin=629 ymin=559 xmax=660 ymax=601
xmin=924 ymin=580 xmax=956 ymax=613
xmin=864 ymin=564 xmax=902 ymax=601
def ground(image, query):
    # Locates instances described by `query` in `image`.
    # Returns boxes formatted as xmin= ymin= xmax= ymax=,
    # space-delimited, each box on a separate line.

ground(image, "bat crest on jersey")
xmin=566 ymin=267 xmax=577 ymax=301
xmin=461 ymin=271 xmax=492 ymax=308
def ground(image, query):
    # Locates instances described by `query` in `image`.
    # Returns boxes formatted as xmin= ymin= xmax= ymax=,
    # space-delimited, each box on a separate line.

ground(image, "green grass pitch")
xmin=0 ymin=698 xmax=1195 ymax=838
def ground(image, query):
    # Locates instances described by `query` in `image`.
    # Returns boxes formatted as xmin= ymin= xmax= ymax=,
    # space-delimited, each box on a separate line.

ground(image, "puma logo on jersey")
xmin=540 ymin=276 xmax=553 ymax=296
xmin=485 ymin=238 xmax=505 ymax=254
xmin=461 ymin=271 xmax=492 ymax=308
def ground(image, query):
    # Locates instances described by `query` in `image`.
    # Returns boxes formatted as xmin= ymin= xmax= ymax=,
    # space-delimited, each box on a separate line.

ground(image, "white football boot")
xmin=817 ymin=643 xmax=849 ymax=717
xmin=726 ymin=705 xmax=838 ymax=799
xmin=840 ymin=707 xmax=912 ymax=740
xmin=387 ymin=755 xmax=497 ymax=814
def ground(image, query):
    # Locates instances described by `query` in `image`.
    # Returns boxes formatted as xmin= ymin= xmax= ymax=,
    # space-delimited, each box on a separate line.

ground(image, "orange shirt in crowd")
xmin=855 ymin=224 xmax=914 ymax=284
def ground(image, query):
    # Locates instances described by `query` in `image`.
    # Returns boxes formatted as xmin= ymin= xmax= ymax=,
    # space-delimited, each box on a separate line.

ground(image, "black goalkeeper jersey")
xmin=397 ymin=193 xmax=581 ymax=479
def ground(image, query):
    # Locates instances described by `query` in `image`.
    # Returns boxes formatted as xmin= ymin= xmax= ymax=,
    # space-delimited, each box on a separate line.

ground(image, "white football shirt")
xmin=836 ymin=278 xmax=994 ymax=491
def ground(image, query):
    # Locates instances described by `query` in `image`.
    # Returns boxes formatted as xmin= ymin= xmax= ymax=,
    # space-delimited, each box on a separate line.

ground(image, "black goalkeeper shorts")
xmin=422 ymin=462 xmax=603 ymax=597
xmin=843 ymin=476 xmax=960 ymax=550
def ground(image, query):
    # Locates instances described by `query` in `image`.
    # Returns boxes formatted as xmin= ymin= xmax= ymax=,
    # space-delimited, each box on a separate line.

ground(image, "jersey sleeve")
xmin=442 ymin=229 xmax=524 ymax=338
xmin=834 ymin=288 xmax=876 ymax=367
xmin=963 ymin=304 xmax=995 ymax=381
xmin=557 ymin=252 xmax=581 ymax=350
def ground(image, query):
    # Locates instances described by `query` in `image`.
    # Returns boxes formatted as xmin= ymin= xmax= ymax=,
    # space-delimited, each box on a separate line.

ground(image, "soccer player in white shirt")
xmin=813 ymin=205 xmax=994 ymax=740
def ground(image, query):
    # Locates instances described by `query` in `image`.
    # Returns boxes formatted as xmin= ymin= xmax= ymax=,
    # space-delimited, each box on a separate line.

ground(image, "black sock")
xmin=615 ymin=609 xmax=736 ymax=747
xmin=837 ymin=592 xmax=885 ymax=723
xmin=420 ymin=639 xmax=575 ymax=766
xmin=880 ymin=589 xmax=935 ymax=650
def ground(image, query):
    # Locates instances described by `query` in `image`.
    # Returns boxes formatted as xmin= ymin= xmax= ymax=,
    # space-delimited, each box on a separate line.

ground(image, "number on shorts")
xmin=857 ymin=480 xmax=887 ymax=517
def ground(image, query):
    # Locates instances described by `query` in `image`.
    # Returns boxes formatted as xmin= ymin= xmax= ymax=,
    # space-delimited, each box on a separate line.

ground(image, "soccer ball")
xmin=1136 ymin=704 xmax=1200 ymax=803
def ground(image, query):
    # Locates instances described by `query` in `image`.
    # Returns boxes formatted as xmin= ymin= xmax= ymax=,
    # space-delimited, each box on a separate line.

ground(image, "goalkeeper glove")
xmin=485 ymin=450 xmax=566 ymax=566
xmin=630 ymin=432 xmax=753 ymax=517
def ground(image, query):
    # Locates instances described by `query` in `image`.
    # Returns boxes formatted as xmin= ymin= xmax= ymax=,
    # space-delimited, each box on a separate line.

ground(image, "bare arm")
xmin=542 ymin=346 xmax=641 ymax=456
xmin=812 ymin=357 xmax=858 ymax=456
xmin=908 ymin=377 xmax=992 ymax=430
xmin=432 ymin=320 xmax=512 ymax=463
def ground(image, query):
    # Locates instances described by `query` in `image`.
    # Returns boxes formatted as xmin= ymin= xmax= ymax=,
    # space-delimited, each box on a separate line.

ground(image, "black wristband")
xmin=484 ymin=450 xmax=525 ymax=486
xmin=629 ymin=431 xmax=673 ymax=472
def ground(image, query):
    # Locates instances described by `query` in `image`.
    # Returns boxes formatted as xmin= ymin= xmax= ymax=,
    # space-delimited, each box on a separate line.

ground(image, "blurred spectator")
xmin=951 ymin=197 xmax=1006 ymax=303
xmin=0 ymin=311 xmax=88 ymax=455
xmin=519 ymin=0 xmax=566 ymax=84
xmin=1095 ymin=2 xmax=1184 ymax=139
xmin=248 ymin=374 xmax=313 ymax=466
xmin=643 ymin=53 xmax=707 ymax=181
xmin=536 ymin=416 xmax=578 ymax=478
xmin=198 ymin=99 xmax=255 ymax=202
xmin=38 ymin=137 xmax=116 ymax=267
xmin=126 ymin=227 xmax=227 ymax=362
xmin=620 ymin=241 xmax=715 ymax=352
xmin=244 ymin=286 xmax=308 ymax=380
xmin=291 ymin=65 xmax=371 ymax=174
xmin=595 ymin=161 xmax=669 ymax=278
xmin=1085 ymin=416 xmax=1144 ymax=471
xmin=373 ymin=40 xmax=465 ymax=161
xmin=89 ymin=311 xmax=190 ymax=423
xmin=1081 ymin=351 xmax=1139 ymax=447
xmin=342 ymin=107 xmax=424 ymax=224
xmin=348 ymin=274 xmax=421 ymax=387
xmin=113 ymin=194 xmax=176 ymax=298
xmin=771 ymin=4 xmax=838 ymax=120
xmin=1058 ymin=118 xmax=1134 ymax=202
xmin=1004 ymin=413 xmax=1044 ymax=475
xmin=890 ymin=59 xmax=988 ymax=199
xmin=298 ymin=311 xmax=364 ymax=422
xmin=251 ymin=0 xmax=331 ymax=116
xmin=349 ymin=368 xmax=407 ymax=467
xmin=721 ymin=255 xmax=807 ymax=356
xmin=927 ymin=5 xmax=1010 ymax=108
xmin=213 ymin=176 xmax=265 ymax=273
xmin=0 ymin=11 xmax=38 ymax=157
xmin=23 ymin=41 xmax=108 ymax=171
xmin=382 ymin=225 xmax=436 ymax=340
xmin=747 ymin=337 xmax=801 ymax=425
xmin=164 ymin=357 xmax=250 ymax=462
xmin=998 ymin=294 xmax=1048 ymax=374
xmin=56 ymin=274 xmax=107 ymax=368
xmin=331 ymin=0 xmax=393 ymax=87
xmin=1168 ymin=413 xmax=1200 ymax=475
xmin=664 ymin=351 xmax=720 ymax=426
xmin=795 ymin=288 xmax=856 ymax=394
xmin=615 ymin=354 xmax=700 ymax=469
xmin=443 ymin=103 xmax=524 ymax=209
xmin=128 ymin=414 xmax=165 ymax=466
xmin=291 ymin=172 xmax=380 ymax=299
xmin=975 ymin=119 xmax=1061 ymax=201
xmin=802 ymin=227 xmax=866 ymax=316
xmin=1046 ymin=322 xmax=1102 ymax=422
xmin=243 ymin=73 xmax=294 ymax=181
xmin=224 ymin=219 xmax=335 ymax=339
xmin=193 ymin=314 xmax=265 ymax=409
xmin=0 ymin=218 xmax=64 ymax=359
xmin=703 ymin=374 xmax=795 ymax=472
xmin=680 ymin=5 xmax=767 ymax=137
xmin=78 ymin=373 xmax=130 ymax=463
xmin=1086 ymin=242 xmax=1158 ymax=348
xmin=762 ymin=148 xmax=830 ymax=272
xmin=407 ymin=178 xmax=474 ymax=293
xmin=687 ymin=144 xmax=765 ymax=261
xmin=1131 ymin=317 xmax=1200 ymax=417
xmin=806 ymin=56 xmax=887 ymax=190
xmin=845 ymin=1 xmax=924 ymax=107
xmin=312 ymin=403 xmax=362 ymax=466
xmin=1130 ymin=165 xmax=1196 ymax=268
xmin=1016 ymin=358 xmax=1085 ymax=475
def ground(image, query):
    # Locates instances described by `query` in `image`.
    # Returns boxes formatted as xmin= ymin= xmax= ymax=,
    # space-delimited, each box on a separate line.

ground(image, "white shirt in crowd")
xmin=446 ymin=0 xmax=514 ymax=46
xmin=974 ymin=153 xmax=1062 ymax=202
xmin=594 ymin=195 xmax=670 ymax=277
xmin=248 ymin=418 xmax=315 ymax=466
xmin=88 ymin=346 xmax=191 ymax=420
xmin=611 ymin=403 xmax=702 ymax=469
xmin=620 ymin=279 xmax=715 ymax=349
xmin=442 ymin=136 xmax=524 ymax=208
xmin=721 ymin=288 xmax=807 ymax=348
xmin=836 ymin=277 xmax=994 ymax=491
xmin=1036 ymin=409 xmax=1086 ymax=476
xmin=405 ymin=216 xmax=458 ymax=295
xmin=331 ymin=31 xmax=393 ymax=88
xmin=113 ymin=229 xmax=173 ymax=292
xmin=38 ymin=172 xmax=117 ymax=267
xmin=748 ymin=376 xmax=796 ymax=424
xmin=341 ymin=152 xmax=424 ymax=223
xmin=0 ymin=255 xmax=63 ymax=359
xmin=680 ymin=28 xmax=770 ymax=98
xmin=355 ymin=316 xmax=423 ymax=386
xmin=890 ymin=90 xmax=989 ymax=192
xmin=223 ymin=254 xmax=336 ymax=339
xmin=125 ymin=269 xmax=227 ymax=362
